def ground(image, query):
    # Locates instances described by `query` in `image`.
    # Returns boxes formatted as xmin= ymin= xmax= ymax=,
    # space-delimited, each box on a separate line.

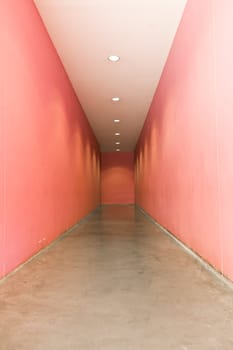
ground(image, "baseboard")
xmin=0 ymin=205 xmax=100 ymax=285
xmin=136 ymin=205 xmax=233 ymax=291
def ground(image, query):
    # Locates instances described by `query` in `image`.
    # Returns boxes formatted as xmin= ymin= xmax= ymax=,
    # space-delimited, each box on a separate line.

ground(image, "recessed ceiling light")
xmin=116 ymin=149 xmax=120 ymax=152
xmin=115 ymin=142 xmax=120 ymax=145
xmin=112 ymin=97 xmax=120 ymax=102
xmin=115 ymin=132 xmax=120 ymax=136
xmin=114 ymin=119 xmax=120 ymax=123
xmin=108 ymin=55 xmax=120 ymax=62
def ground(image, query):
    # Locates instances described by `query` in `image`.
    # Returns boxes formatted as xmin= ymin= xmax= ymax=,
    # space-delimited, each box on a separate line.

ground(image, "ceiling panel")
xmin=34 ymin=0 xmax=187 ymax=151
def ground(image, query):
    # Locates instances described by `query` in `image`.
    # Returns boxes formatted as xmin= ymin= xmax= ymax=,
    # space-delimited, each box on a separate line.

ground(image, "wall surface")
xmin=0 ymin=1 xmax=100 ymax=279
xmin=135 ymin=0 xmax=233 ymax=280
xmin=101 ymin=153 xmax=134 ymax=205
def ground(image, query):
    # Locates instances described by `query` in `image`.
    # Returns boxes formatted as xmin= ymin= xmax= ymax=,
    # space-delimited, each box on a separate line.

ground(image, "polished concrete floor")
xmin=1 ymin=205 xmax=233 ymax=349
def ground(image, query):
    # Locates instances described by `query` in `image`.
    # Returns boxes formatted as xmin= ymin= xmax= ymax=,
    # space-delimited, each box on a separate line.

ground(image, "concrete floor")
xmin=1 ymin=205 xmax=233 ymax=349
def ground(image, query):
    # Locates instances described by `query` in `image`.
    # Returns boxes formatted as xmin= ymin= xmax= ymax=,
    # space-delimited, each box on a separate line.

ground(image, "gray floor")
xmin=1 ymin=205 xmax=233 ymax=349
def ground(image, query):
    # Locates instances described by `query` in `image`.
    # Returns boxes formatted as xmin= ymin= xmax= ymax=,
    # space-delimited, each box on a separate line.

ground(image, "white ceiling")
xmin=34 ymin=0 xmax=187 ymax=152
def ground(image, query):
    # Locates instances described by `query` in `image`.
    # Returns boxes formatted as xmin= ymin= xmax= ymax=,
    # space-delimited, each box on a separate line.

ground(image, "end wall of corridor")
xmin=101 ymin=152 xmax=134 ymax=205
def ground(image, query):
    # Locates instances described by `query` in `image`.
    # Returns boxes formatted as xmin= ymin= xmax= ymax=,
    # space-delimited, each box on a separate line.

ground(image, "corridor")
xmin=1 ymin=205 xmax=233 ymax=350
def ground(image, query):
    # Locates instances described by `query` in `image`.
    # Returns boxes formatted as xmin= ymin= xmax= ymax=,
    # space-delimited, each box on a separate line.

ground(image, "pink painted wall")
xmin=0 ymin=1 xmax=100 ymax=279
xmin=101 ymin=153 xmax=134 ymax=204
xmin=135 ymin=0 xmax=233 ymax=280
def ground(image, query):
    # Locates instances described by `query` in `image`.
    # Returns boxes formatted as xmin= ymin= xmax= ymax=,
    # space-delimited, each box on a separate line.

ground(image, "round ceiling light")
xmin=108 ymin=55 xmax=120 ymax=62
xmin=114 ymin=119 xmax=120 ymax=123
xmin=115 ymin=142 xmax=120 ymax=145
xmin=116 ymin=149 xmax=120 ymax=152
xmin=112 ymin=97 xmax=120 ymax=102
xmin=115 ymin=132 xmax=120 ymax=136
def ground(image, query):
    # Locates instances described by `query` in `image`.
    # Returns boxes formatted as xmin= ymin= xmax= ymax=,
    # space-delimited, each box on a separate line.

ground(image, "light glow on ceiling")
xmin=112 ymin=97 xmax=120 ymax=102
xmin=108 ymin=55 xmax=120 ymax=62
xmin=115 ymin=132 xmax=120 ymax=136
xmin=114 ymin=119 xmax=120 ymax=123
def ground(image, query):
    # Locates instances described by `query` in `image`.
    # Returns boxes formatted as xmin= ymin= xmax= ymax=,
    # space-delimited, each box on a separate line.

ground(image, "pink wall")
xmin=0 ymin=1 xmax=100 ymax=279
xmin=101 ymin=153 xmax=134 ymax=204
xmin=135 ymin=0 xmax=233 ymax=280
